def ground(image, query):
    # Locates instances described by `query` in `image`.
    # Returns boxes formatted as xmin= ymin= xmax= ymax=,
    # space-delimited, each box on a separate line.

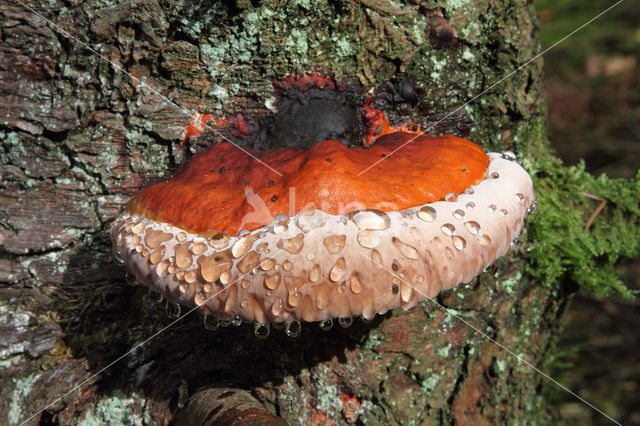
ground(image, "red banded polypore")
xmin=111 ymin=132 xmax=534 ymax=330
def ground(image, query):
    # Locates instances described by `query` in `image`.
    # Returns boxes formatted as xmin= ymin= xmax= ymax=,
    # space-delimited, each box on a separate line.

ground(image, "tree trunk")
xmin=0 ymin=0 xmax=578 ymax=424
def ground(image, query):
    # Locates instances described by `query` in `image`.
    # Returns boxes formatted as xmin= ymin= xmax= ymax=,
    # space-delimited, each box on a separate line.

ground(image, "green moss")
xmin=525 ymin=150 xmax=640 ymax=297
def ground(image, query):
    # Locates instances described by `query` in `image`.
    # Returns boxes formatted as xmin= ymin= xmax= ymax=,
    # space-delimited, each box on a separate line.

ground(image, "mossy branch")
xmin=526 ymin=153 xmax=640 ymax=297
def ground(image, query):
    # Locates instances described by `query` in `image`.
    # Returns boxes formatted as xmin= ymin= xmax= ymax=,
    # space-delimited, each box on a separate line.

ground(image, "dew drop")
xmin=210 ymin=234 xmax=230 ymax=249
xmin=349 ymin=276 xmax=363 ymax=294
xmin=166 ymin=301 xmax=181 ymax=318
xmin=465 ymin=276 xmax=480 ymax=291
xmin=445 ymin=192 xmax=456 ymax=202
xmin=282 ymin=260 xmax=293 ymax=271
xmin=220 ymin=271 xmax=232 ymax=285
xmin=338 ymin=317 xmax=353 ymax=328
xmin=203 ymin=314 xmax=219 ymax=331
xmin=241 ymin=280 xmax=250 ymax=290
xmin=417 ymin=206 xmax=437 ymax=222
xmin=441 ymin=223 xmax=456 ymax=236
xmin=265 ymin=272 xmax=281 ymax=290
xmin=113 ymin=247 xmax=124 ymax=264
xmin=323 ymin=234 xmax=347 ymax=254
xmin=288 ymin=290 xmax=302 ymax=307
xmin=184 ymin=270 xmax=197 ymax=284
xmin=270 ymin=297 xmax=284 ymax=317
xmin=392 ymin=284 xmax=399 ymax=294
xmin=400 ymin=285 xmax=415 ymax=303
xmin=260 ymin=258 xmax=275 ymax=270
xmin=351 ymin=209 xmax=391 ymax=230
xmin=465 ymin=187 xmax=475 ymax=195
xmin=297 ymin=209 xmax=327 ymax=232
xmin=272 ymin=214 xmax=289 ymax=234
xmin=132 ymin=222 xmax=145 ymax=234
xmin=357 ymin=229 xmax=381 ymax=248
xmin=240 ymin=300 xmax=248 ymax=308
xmin=148 ymin=289 xmax=163 ymax=304
xmin=191 ymin=242 xmax=207 ymax=255
xmin=231 ymin=315 xmax=242 ymax=327
xmin=309 ymin=264 xmax=321 ymax=283
xmin=490 ymin=171 xmax=500 ymax=179
xmin=254 ymin=323 xmax=270 ymax=339
xmin=465 ymin=202 xmax=476 ymax=209
xmin=483 ymin=264 xmax=497 ymax=274
xmin=464 ymin=221 xmax=481 ymax=235
xmin=319 ymin=319 xmax=333 ymax=331
xmin=488 ymin=204 xmax=497 ymax=212
xmin=361 ymin=316 xmax=374 ymax=323
xmin=176 ymin=232 xmax=187 ymax=242
xmin=330 ymin=257 xmax=347 ymax=282
xmin=500 ymin=208 xmax=508 ymax=216
xmin=453 ymin=209 xmax=465 ymax=219
xmin=232 ymin=234 xmax=256 ymax=258
xmin=285 ymin=321 xmax=301 ymax=337
xmin=392 ymin=238 xmax=419 ymax=259
xmin=452 ymin=235 xmax=467 ymax=251
xmin=478 ymin=234 xmax=491 ymax=246
xmin=371 ymin=249 xmax=383 ymax=268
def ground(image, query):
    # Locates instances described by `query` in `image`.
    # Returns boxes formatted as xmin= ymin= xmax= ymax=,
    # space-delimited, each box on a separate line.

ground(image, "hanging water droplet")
xmin=113 ymin=247 xmax=125 ymax=264
xmin=125 ymin=273 xmax=138 ymax=287
xmin=351 ymin=209 xmax=391 ymax=230
xmin=285 ymin=321 xmax=301 ymax=337
xmin=452 ymin=209 xmax=465 ymax=220
xmin=254 ymin=323 xmax=270 ymax=339
xmin=465 ymin=276 xmax=480 ymax=291
xmin=165 ymin=301 xmax=181 ymax=318
xmin=272 ymin=214 xmax=289 ymax=234
xmin=203 ymin=314 xmax=219 ymax=331
xmin=338 ymin=317 xmax=353 ymax=328
xmin=219 ymin=319 xmax=231 ymax=327
xmin=319 ymin=319 xmax=333 ymax=331
xmin=483 ymin=264 xmax=497 ymax=274
xmin=231 ymin=315 xmax=242 ymax=327
xmin=148 ymin=288 xmax=163 ymax=304
xmin=464 ymin=221 xmax=481 ymax=235
xmin=441 ymin=223 xmax=456 ymax=236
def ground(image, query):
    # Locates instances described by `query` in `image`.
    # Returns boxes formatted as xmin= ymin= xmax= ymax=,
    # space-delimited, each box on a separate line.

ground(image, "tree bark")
xmin=1 ymin=0 xmax=564 ymax=424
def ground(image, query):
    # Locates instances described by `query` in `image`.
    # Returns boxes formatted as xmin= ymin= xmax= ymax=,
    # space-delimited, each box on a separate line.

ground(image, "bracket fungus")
xmin=111 ymin=75 xmax=535 ymax=336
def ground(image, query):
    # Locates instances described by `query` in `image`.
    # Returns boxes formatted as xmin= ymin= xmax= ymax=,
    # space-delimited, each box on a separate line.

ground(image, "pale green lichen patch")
xmin=8 ymin=374 xmax=37 ymax=425
xmin=76 ymin=390 xmax=143 ymax=426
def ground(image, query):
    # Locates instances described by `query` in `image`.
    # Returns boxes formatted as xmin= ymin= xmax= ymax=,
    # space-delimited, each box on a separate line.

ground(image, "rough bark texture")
xmin=1 ymin=0 xmax=564 ymax=424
